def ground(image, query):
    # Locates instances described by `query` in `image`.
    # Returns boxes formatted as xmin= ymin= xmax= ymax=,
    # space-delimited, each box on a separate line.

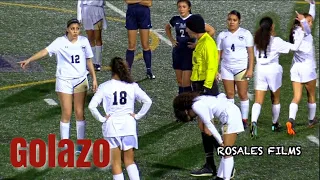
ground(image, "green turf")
xmin=0 ymin=1 xmax=319 ymax=180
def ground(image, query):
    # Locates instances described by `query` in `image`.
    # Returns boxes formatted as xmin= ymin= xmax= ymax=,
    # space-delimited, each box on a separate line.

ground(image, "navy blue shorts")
xmin=172 ymin=46 xmax=193 ymax=71
xmin=192 ymin=80 xmax=220 ymax=96
xmin=125 ymin=4 xmax=152 ymax=30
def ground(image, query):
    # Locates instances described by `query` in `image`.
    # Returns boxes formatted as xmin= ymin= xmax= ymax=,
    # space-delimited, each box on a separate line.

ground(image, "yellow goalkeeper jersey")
xmin=191 ymin=32 xmax=219 ymax=89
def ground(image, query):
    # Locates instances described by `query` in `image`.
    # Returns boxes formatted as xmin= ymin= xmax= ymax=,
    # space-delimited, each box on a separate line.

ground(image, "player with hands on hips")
xmin=88 ymin=57 xmax=152 ymax=180
xmin=18 ymin=18 xmax=98 ymax=154
xmin=173 ymin=92 xmax=244 ymax=180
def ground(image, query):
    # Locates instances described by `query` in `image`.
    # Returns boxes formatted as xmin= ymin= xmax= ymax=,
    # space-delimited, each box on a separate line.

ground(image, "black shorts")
xmin=125 ymin=4 xmax=152 ymax=30
xmin=192 ymin=80 xmax=219 ymax=96
xmin=172 ymin=46 xmax=193 ymax=71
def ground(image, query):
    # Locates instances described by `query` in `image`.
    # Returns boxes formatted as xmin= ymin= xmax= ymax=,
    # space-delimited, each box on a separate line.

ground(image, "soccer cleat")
xmin=190 ymin=164 xmax=214 ymax=177
xmin=308 ymin=118 xmax=318 ymax=128
xmin=286 ymin=118 xmax=296 ymax=135
xmin=95 ymin=64 xmax=101 ymax=71
xmin=272 ymin=122 xmax=281 ymax=132
xmin=146 ymin=72 xmax=155 ymax=79
xmin=250 ymin=122 xmax=257 ymax=138
xmin=242 ymin=119 xmax=248 ymax=129
xmin=75 ymin=145 xmax=82 ymax=156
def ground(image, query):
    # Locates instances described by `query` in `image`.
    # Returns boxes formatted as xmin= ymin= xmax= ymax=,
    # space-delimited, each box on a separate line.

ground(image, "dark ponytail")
xmin=110 ymin=57 xmax=134 ymax=83
xmin=289 ymin=13 xmax=311 ymax=43
xmin=177 ymin=0 xmax=192 ymax=14
xmin=254 ymin=17 xmax=273 ymax=54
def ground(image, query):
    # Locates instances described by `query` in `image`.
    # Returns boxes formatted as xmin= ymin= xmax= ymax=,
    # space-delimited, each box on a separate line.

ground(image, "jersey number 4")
xmin=113 ymin=91 xmax=127 ymax=105
xmin=71 ymin=55 xmax=80 ymax=63
xmin=231 ymin=44 xmax=235 ymax=52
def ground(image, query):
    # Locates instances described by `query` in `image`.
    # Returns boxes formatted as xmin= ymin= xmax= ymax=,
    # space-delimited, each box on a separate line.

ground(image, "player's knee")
xmin=124 ymin=159 xmax=135 ymax=167
xmin=95 ymin=39 xmax=102 ymax=46
xmin=128 ymin=43 xmax=136 ymax=50
xmin=226 ymin=90 xmax=235 ymax=98
xmin=74 ymin=109 xmax=84 ymax=120
xmin=238 ymin=92 xmax=248 ymax=101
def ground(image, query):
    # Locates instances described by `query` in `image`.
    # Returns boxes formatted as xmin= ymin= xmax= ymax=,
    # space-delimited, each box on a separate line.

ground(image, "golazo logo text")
xmin=10 ymin=134 xmax=110 ymax=168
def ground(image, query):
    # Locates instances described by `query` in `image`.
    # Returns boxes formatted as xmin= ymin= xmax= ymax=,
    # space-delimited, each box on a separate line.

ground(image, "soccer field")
xmin=0 ymin=1 xmax=319 ymax=179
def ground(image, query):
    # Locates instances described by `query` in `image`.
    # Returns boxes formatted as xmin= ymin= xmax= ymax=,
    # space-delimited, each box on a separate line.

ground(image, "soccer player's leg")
xmin=123 ymin=135 xmax=140 ymax=180
xmin=270 ymin=89 xmax=281 ymax=132
xmin=111 ymin=146 xmax=124 ymax=180
xmin=234 ymin=69 xmax=250 ymax=129
xmin=125 ymin=6 xmax=138 ymax=71
xmin=93 ymin=20 xmax=103 ymax=71
xmin=56 ymin=78 xmax=73 ymax=149
xmin=73 ymin=77 xmax=89 ymax=154
xmin=305 ymin=79 xmax=317 ymax=127
xmin=287 ymin=81 xmax=303 ymax=135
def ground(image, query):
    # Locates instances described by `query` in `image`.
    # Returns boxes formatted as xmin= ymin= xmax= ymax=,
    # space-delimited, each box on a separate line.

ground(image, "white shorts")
xmin=254 ymin=63 xmax=283 ymax=92
xmin=105 ymin=135 xmax=138 ymax=151
xmin=81 ymin=5 xmax=107 ymax=30
xmin=55 ymin=76 xmax=88 ymax=94
xmin=290 ymin=63 xmax=317 ymax=83
xmin=221 ymin=65 xmax=247 ymax=81
xmin=221 ymin=103 xmax=244 ymax=135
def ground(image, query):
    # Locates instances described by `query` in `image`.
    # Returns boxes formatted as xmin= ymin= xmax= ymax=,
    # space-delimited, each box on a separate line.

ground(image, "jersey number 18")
xmin=113 ymin=91 xmax=127 ymax=105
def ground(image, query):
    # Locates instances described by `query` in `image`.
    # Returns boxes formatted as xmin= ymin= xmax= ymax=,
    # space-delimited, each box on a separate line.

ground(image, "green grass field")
xmin=0 ymin=1 xmax=319 ymax=179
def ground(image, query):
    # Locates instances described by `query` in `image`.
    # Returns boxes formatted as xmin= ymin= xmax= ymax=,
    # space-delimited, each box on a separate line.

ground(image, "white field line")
xmin=44 ymin=98 xmax=58 ymax=106
xmin=105 ymin=1 xmax=172 ymax=47
xmin=307 ymin=135 xmax=319 ymax=146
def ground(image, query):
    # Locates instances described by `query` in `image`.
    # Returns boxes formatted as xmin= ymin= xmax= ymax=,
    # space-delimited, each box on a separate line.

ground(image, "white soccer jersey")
xmin=88 ymin=79 xmax=152 ymax=137
xmin=46 ymin=35 xmax=93 ymax=80
xmin=77 ymin=0 xmax=105 ymax=21
xmin=292 ymin=3 xmax=316 ymax=68
xmin=217 ymin=27 xmax=254 ymax=69
xmin=254 ymin=36 xmax=304 ymax=65
xmin=192 ymin=94 xmax=230 ymax=144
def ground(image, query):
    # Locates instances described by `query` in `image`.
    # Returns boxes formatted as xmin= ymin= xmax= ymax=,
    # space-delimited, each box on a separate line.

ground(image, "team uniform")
xmin=216 ymin=28 xmax=254 ymax=81
xmin=77 ymin=0 xmax=107 ymax=31
xmin=193 ymin=93 xmax=244 ymax=143
xmin=125 ymin=3 xmax=152 ymax=30
xmin=254 ymin=36 xmax=305 ymax=92
xmin=169 ymin=14 xmax=195 ymax=71
xmin=191 ymin=32 xmax=219 ymax=95
xmin=88 ymin=79 xmax=152 ymax=150
xmin=45 ymin=35 xmax=93 ymax=94
xmin=193 ymin=94 xmax=243 ymax=180
xmin=290 ymin=4 xmax=316 ymax=83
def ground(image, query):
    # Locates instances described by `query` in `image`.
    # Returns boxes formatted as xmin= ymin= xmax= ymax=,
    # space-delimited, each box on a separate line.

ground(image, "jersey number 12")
xmin=71 ymin=55 xmax=80 ymax=63
xmin=113 ymin=91 xmax=127 ymax=105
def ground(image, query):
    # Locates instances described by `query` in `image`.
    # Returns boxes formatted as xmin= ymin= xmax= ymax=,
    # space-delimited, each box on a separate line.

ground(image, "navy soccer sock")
xmin=126 ymin=49 xmax=135 ymax=69
xmin=143 ymin=50 xmax=152 ymax=73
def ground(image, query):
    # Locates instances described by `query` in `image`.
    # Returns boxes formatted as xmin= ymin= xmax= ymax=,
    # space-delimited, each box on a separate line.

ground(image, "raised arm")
xmin=308 ymin=0 xmax=316 ymax=20
xmin=77 ymin=0 xmax=82 ymax=22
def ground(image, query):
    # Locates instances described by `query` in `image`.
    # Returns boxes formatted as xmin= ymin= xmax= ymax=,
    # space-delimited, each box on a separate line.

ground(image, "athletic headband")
xmin=67 ymin=18 xmax=80 ymax=27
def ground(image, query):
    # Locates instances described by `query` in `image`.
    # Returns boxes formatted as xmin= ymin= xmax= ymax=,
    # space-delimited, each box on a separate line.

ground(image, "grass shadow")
xmin=3 ymin=168 xmax=51 ymax=180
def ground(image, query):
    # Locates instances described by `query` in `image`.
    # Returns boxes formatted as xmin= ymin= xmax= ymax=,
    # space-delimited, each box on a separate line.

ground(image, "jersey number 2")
xmin=71 ymin=55 xmax=80 ymax=63
xmin=180 ymin=29 xmax=185 ymax=37
xmin=113 ymin=91 xmax=127 ymax=105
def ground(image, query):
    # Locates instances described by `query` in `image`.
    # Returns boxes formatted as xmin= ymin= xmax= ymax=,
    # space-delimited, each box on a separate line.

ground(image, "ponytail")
xmin=254 ymin=17 xmax=273 ymax=53
xmin=110 ymin=57 xmax=134 ymax=83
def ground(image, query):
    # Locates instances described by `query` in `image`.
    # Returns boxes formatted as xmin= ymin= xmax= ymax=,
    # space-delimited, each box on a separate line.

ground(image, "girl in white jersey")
xmin=286 ymin=0 xmax=318 ymax=135
xmin=250 ymin=15 xmax=307 ymax=138
xmin=216 ymin=10 xmax=254 ymax=129
xmin=173 ymin=92 xmax=244 ymax=180
xmin=18 ymin=19 xmax=98 ymax=153
xmin=89 ymin=57 xmax=152 ymax=180
xmin=77 ymin=0 xmax=107 ymax=71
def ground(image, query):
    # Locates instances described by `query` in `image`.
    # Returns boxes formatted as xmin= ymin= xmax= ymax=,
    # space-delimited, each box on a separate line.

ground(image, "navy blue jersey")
xmin=169 ymin=15 xmax=195 ymax=46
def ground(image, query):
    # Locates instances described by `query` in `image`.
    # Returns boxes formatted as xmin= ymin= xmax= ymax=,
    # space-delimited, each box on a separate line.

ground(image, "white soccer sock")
xmin=91 ymin=46 xmax=96 ymax=64
xmin=96 ymin=46 xmax=102 ymax=66
xmin=113 ymin=173 xmax=124 ymax=180
xmin=76 ymin=120 xmax=86 ymax=139
xmin=308 ymin=103 xmax=316 ymax=120
xmin=272 ymin=104 xmax=281 ymax=124
xmin=217 ymin=157 xmax=224 ymax=178
xmin=289 ymin=103 xmax=298 ymax=120
xmin=126 ymin=163 xmax=140 ymax=180
xmin=240 ymin=99 xmax=250 ymax=120
xmin=223 ymin=156 xmax=234 ymax=180
xmin=251 ymin=103 xmax=261 ymax=123
xmin=227 ymin=98 xmax=234 ymax=104
xmin=60 ymin=121 xmax=70 ymax=140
